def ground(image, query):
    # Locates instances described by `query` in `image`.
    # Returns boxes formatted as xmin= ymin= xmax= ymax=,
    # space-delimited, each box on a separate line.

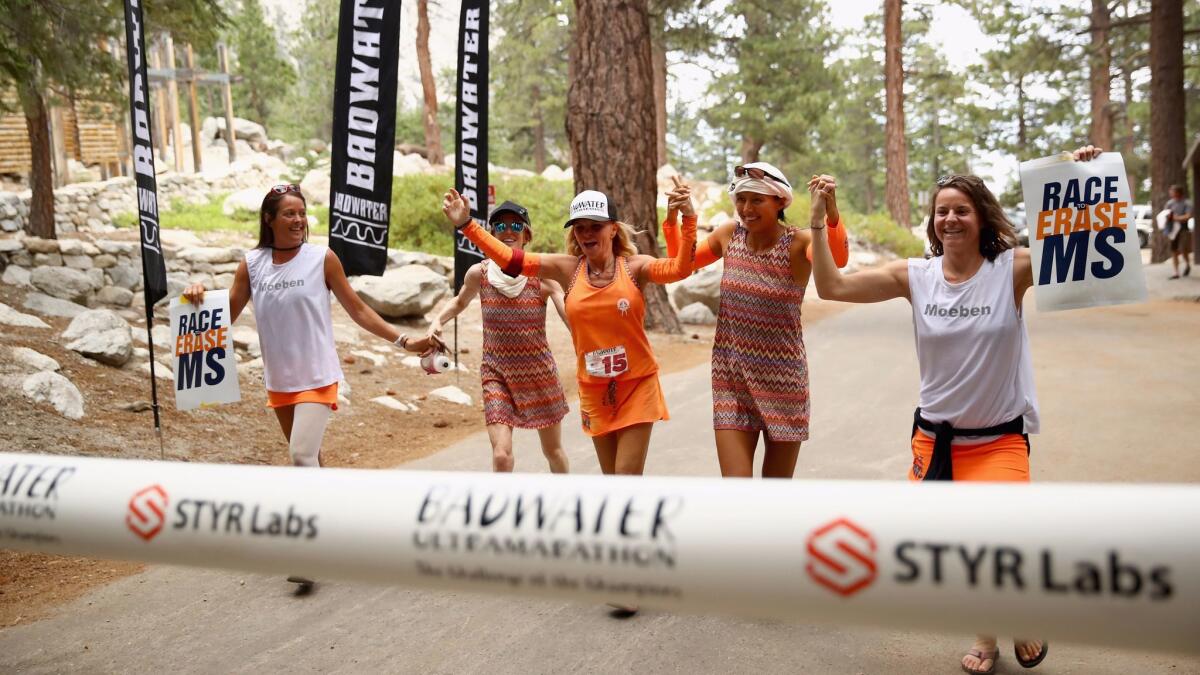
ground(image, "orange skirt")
xmin=266 ymin=382 xmax=339 ymax=410
xmin=577 ymin=374 xmax=668 ymax=437
xmin=909 ymin=432 xmax=1029 ymax=482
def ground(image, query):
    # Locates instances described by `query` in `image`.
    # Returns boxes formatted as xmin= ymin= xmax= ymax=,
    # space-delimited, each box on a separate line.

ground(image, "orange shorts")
xmin=266 ymin=382 xmax=339 ymax=410
xmin=909 ymin=432 xmax=1029 ymax=482
xmin=577 ymin=374 xmax=668 ymax=437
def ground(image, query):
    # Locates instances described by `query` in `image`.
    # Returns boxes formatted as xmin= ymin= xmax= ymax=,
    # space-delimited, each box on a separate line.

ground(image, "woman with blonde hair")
xmin=443 ymin=185 xmax=696 ymax=490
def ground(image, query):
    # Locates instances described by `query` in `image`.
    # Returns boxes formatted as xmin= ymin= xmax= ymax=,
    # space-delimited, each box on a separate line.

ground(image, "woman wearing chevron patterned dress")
xmin=427 ymin=200 xmax=571 ymax=474
xmin=663 ymin=164 xmax=848 ymax=478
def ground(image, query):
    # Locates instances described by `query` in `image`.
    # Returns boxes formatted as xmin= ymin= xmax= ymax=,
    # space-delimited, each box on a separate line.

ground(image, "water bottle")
xmin=420 ymin=351 xmax=451 ymax=374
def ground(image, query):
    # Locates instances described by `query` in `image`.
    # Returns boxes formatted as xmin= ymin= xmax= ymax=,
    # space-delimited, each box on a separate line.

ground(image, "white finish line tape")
xmin=1 ymin=452 xmax=1197 ymax=653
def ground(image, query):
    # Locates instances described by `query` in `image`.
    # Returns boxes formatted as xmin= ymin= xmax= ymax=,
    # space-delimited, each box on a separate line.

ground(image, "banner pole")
xmin=143 ymin=307 xmax=164 ymax=460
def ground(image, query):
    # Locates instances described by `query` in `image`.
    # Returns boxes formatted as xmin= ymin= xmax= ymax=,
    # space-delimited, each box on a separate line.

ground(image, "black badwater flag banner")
xmin=453 ymin=0 xmax=488 ymax=292
xmin=329 ymin=0 xmax=403 ymax=277
xmin=121 ymin=0 xmax=168 ymax=308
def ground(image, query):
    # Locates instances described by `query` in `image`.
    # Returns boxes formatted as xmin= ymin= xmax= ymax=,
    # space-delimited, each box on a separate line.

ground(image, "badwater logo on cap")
xmin=569 ymin=190 xmax=614 ymax=221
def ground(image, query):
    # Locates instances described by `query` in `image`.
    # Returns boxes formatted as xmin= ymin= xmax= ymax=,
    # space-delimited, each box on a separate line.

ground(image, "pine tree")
xmin=230 ymin=0 xmax=295 ymax=131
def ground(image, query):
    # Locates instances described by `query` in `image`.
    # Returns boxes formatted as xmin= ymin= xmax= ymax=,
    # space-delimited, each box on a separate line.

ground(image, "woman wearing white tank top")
xmin=182 ymin=185 xmax=442 ymax=587
xmin=808 ymin=148 xmax=1104 ymax=673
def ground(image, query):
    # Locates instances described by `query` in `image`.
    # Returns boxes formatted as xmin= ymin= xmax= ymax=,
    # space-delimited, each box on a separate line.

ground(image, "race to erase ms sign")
xmin=169 ymin=289 xmax=240 ymax=411
xmin=1019 ymin=152 xmax=1147 ymax=312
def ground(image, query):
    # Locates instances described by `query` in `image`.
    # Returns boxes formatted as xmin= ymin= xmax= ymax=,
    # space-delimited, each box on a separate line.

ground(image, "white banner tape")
xmin=1 ymin=453 xmax=1197 ymax=653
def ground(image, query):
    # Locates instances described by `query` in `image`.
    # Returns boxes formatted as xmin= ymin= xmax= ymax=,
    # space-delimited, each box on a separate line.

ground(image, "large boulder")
xmin=96 ymin=286 xmax=135 ymax=307
xmin=393 ymin=152 xmax=432 ymax=177
xmin=30 ymin=266 xmax=96 ymax=303
xmin=223 ymin=188 xmax=265 ymax=218
xmin=670 ymin=263 xmax=723 ymax=314
xmin=386 ymin=250 xmax=452 ymax=275
xmin=10 ymin=346 xmax=60 ymax=372
xmin=62 ymin=308 xmax=133 ymax=366
xmin=177 ymin=246 xmax=239 ymax=265
xmin=2 ymin=265 xmax=32 ymax=287
xmin=300 ymin=168 xmax=332 ymax=206
xmin=106 ymin=265 xmax=143 ymax=291
xmin=22 ymin=371 xmax=84 ymax=420
xmin=350 ymin=265 xmax=449 ymax=319
xmin=23 ymin=292 xmax=88 ymax=318
xmin=678 ymin=302 xmax=717 ymax=325
xmin=211 ymin=116 xmax=269 ymax=147
xmin=0 ymin=301 xmax=50 ymax=328
xmin=429 ymin=385 xmax=472 ymax=406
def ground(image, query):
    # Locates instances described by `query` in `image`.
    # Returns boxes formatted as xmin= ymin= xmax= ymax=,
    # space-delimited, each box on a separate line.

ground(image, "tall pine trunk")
xmin=18 ymin=82 xmax=55 ymax=239
xmin=1088 ymin=0 xmax=1114 ymax=150
xmin=531 ymin=84 xmax=547 ymax=173
xmin=1149 ymin=0 xmax=1185 ymax=263
xmin=883 ymin=0 xmax=910 ymax=228
xmin=652 ymin=37 xmax=668 ymax=168
xmin=416 ymin=0 xmax=444 ymax=165
xmin=568 ymin=0 xmax=681 ymax=334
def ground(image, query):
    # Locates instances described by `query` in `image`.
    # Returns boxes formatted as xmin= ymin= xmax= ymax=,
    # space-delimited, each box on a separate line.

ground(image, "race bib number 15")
xmin=585 ymin=345 xmax=628 ymax=378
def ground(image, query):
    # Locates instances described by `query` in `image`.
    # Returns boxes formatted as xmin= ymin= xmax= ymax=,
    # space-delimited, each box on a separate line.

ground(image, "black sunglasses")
xmin=271 ymin=184 xmax=302 ymax=194
xmin=733 ymin=165 xmax=791 ymax=188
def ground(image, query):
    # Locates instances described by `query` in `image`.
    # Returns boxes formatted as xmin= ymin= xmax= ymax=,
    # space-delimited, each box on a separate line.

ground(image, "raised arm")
xmin=636 ymin=181 xmax=696 ymax=285
xmin=443 ymin=189 xmax=577 ymax=287
xmin=663 ymin=211 xmax=724 ymax=269
xmin=809 ymin=177 xmax=910 ymax=304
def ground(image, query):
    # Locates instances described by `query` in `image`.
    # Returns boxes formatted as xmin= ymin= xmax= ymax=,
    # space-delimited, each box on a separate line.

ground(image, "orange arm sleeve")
xmin=459 ymin=219 xmax=541 ymax=277
xmin=664 ymin=213 xmax=720 ymax=269
xmin=647 ymin=214 xmax=696 ymax=283
xmin=662 ymin=214 xmax=680 ymax=257
xmin=806 ymin=217 xmax=849 ymax=268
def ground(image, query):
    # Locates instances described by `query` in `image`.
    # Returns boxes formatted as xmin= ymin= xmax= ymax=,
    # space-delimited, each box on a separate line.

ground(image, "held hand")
xmin=808 ymin=181 xmax=829 ymax=228
xmin=182 ymin=282 xmax=206 ymax=305
xmin=808 ymin=174 xmax=840 ymax=225
xmin=427 ymin=321 xmax=443 ymax=340
xmin=442 ymin=189 xmax=472 ymax=227
xmin=666 ymin=178 xmax=695 ymax=218
xmin=1073 ymin=145 xmax=1104 ymax=161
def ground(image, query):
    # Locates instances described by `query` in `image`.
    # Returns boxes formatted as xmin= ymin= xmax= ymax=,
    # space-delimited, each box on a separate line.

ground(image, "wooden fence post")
xmin=218 ymin=43 xmax=237 ymax=163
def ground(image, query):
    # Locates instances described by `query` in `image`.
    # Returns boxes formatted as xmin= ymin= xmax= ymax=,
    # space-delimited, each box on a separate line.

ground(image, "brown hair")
xmin=256 ymin=187 xmax=308 ymax=249
xmin=925 ymin=175 xmax=1017 ymax=261
xmin=565 ymin=220 xmax=640 ymax=258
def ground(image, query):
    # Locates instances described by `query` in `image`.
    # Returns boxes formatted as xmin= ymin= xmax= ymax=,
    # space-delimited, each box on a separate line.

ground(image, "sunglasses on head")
xmin=733 ymin=165 xmax=790 ymax=188
xmin=491 ymin=221 xmax=526 ymax=234
xmin=271 ymin=184 xmax=302 ymax=195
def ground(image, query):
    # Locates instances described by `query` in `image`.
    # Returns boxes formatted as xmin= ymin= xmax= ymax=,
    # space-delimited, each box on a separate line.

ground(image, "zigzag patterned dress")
xmin=711 ymin=223 xmax=810 ymax=442
xmin=479 ymin=262 xmax=569 ymax=429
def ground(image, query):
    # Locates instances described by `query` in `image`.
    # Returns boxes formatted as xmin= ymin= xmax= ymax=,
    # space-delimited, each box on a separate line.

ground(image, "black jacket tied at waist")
xmin=913 ymin=408 xmax=1027 ymax=481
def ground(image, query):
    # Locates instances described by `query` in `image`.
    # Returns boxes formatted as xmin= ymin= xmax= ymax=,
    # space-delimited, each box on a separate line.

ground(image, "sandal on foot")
xmin=1015 ymin=640 xmax=1049 ymax=668
xmin=605 ymin=602 xmax=639 ymax=618
xmin=961 ymin=647 xmax=999 ymax=675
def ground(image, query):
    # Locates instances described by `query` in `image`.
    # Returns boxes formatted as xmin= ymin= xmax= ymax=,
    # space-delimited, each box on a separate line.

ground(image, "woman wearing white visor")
xmin=664 ymin=163 xmax=849 ymax=478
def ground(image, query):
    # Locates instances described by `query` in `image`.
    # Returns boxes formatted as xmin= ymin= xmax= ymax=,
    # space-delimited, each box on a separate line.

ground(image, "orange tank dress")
xmin=564 ymin=257 xmax=668 ymax=436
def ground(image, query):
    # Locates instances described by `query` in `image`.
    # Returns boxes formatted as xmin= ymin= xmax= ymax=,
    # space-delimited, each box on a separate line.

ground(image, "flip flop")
xmin=1015 ymin=640 xmax=1049 ymax=668
xmin=961 ymin=647 xmax=998 ymax=675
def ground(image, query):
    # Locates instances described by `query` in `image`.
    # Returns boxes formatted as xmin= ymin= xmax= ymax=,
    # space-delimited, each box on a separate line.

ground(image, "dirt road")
xmin=2 ymin=286 xmax=1198 ymax=672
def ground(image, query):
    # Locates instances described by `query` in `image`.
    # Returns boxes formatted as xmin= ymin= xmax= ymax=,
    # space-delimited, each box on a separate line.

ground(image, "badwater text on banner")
xmin=0 ymin=452 xmax=1196 ymax=655
xmin=328 ymin=0 xmax=403 ymax=276
xmin=453 ymin=0 xmax=488 ymax=292
xmin=1019 ymin=152 xmax=1147 ymax=312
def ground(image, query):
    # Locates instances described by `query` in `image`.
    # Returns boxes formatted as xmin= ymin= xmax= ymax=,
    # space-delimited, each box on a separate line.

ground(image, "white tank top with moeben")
xmin=908 ymin=248 xmax=1039 ymax=441
xmin=245 ymin=243 xmax=343 ymax=393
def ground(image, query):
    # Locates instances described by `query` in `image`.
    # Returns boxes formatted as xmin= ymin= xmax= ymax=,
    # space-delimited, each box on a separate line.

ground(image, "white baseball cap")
xmin=565 ymin=190 xmax=618 ymax=227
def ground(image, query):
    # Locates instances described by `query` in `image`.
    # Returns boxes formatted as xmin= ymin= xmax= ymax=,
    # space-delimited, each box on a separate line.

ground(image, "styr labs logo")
xmin=127 ymin=484 xmax=169 ymax=542
xmin=806 ymin=517 xmax=877 ymax=597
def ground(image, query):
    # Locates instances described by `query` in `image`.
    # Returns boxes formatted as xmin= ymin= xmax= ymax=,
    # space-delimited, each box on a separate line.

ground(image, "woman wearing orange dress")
xmin=442 ymin=184 xmax=696 ymax=487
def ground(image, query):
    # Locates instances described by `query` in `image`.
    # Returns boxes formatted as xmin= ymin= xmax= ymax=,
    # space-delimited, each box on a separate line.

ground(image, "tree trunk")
xmin=18 ymin=82 xmax=56 ymax=239
xmin=568 ymin=0 xmax=681 ymax=334
xmin=1149 ymin=0 xmax=1185 ymax=263
xmin=1016 ymin=76 xmax=1028 ymax=154
xmin=1089 ymin=0 xmax=1114 ymax=150
xmin=417 ymin=0 xmax=444 ymax=165
xmin=532 ymin=84 xmax=547 ymax=173
xmin=883 ymin=0 xmax=910 ymax=228
xmin=740 ymin=136 xmax=762 ymax=164
xmin=652 ymin=37 xmax=668 ymax=168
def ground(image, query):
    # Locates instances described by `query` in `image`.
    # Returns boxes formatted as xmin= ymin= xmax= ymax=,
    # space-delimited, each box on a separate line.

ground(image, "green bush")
xmin=387 ymin=170 xmax=577 ymax=255
xmin=845 ymin=210 xmax=926 ymax=259
xmin=112 ymin=193 xmax=329 ymax=237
